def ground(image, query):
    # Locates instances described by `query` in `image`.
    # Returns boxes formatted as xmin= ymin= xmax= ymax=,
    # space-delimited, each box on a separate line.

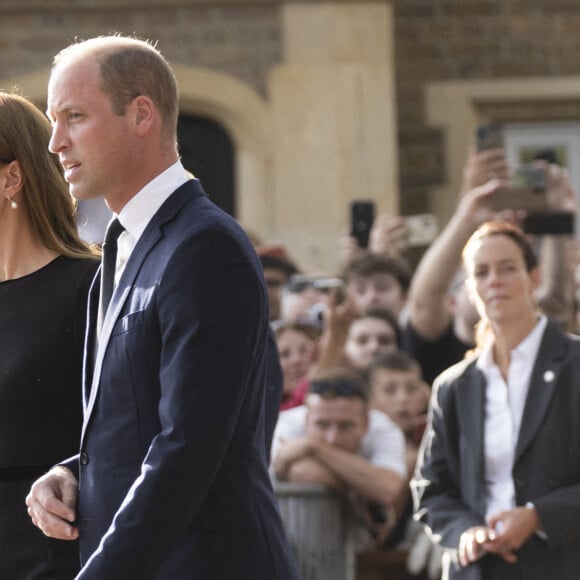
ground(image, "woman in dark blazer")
xmin=0 ymin=92 xmax=98 ymax=578
xmin=412 ymin=220 xmax=580 ymax=580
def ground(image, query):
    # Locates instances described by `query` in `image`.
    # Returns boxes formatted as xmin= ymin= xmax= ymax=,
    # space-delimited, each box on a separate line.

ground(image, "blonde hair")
xmin=0 ymin=91 xmax=96 ymax=259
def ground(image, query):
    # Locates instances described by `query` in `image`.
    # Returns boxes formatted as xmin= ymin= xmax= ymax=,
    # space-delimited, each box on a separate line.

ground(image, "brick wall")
xmin=3 ymin=0 xmax=580 ymax=219
xmin=393 ymin=0 xmax=580 ymax=214
xmin=0 ymin=3 xmax=282 ymax=96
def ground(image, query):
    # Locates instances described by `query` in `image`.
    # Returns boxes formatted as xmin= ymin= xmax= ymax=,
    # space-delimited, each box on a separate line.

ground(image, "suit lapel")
xmin=83 ymin=271 xmax=101 ymax=414
xmin=514 ymin=320 xmax=568 ymax=464
xmin=81 ymin=180 xmax=207 ymax=441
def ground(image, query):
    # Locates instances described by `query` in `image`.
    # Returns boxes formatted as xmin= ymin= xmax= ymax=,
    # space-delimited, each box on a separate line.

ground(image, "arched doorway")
xmin=177 ymin=114 xmax=235 ymax=216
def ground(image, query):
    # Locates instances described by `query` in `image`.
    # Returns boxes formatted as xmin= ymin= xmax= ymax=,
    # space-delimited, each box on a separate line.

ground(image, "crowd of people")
xmin=262 ymin=142 xmax=580 ymax=578
xmin=2 ymin=30 xmax=580 ymax=580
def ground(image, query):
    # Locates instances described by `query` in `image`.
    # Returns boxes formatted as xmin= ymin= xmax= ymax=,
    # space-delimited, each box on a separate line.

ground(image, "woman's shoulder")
xmin=47 ymin=256 xmax=99 ymax=295
xmin=432 ymin=353 xmax=480 ymax=390
xmin=55 ymin=255 xmax=99 ymax=276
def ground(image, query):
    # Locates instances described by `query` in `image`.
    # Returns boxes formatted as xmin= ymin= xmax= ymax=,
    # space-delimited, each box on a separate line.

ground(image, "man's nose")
xmin=324 ymin=427 xmax=340 ymax=446
xmin=48 ymin=122 xmax=68 ymax=154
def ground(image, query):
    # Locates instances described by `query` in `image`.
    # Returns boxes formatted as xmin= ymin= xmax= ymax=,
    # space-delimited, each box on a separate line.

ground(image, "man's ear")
xmin=131 ymin=95 xmax=155 ymax=133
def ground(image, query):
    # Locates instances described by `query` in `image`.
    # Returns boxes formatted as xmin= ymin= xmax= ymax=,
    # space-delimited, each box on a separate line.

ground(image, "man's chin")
xmin=68 ymin=187 xmax=99 ymax=202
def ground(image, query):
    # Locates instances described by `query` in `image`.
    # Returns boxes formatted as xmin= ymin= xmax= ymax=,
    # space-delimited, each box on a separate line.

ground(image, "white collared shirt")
xmin=477 ymin=316 xmax=548 ymax=520
xmin=112 ymin=160 xmax=191 ymax=285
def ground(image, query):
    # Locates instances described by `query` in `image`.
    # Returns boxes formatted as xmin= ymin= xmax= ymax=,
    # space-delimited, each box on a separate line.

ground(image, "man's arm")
xmin=273 ymin=432 xmax=404 ymax=505
xmin=408 ymin=175 xmax=504 ymax=341
xmin=315 ymin=291 xmax=358 ymax=372
xmin=271 ymin=436 xmax=315 ymax=480
xmin=285 ymin=456 xmax=345 ymax=489
xmin=310 ymin=440 xmax=404 ymax=506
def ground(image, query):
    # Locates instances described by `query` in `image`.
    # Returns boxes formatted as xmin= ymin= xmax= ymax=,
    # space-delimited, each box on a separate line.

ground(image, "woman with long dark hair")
xmin=0 ymin=92 xmax=98 ymax=578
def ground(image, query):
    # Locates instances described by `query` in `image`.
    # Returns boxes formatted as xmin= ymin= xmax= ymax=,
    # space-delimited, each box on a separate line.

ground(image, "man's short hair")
xmin=341 ymin=252 xmax=412 ymax=293
xmin=259 ymin=254 xmax=299 ymax=279
xmin=354 ymin=307 xmax=401 ymax=348
xmin=366 ymin=350 xmax=421 ymax=382
xmin=309 ymin=367 xmax=368 ymax=403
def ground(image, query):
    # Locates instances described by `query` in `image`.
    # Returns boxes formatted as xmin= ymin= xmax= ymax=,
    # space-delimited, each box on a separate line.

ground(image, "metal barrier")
xmin=274 ymin=482 xmax=356 ymax=580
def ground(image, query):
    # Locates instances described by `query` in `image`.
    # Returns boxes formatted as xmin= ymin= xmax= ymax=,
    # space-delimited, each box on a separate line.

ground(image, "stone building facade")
xmin=2 ymin=0 xmax=580 ymax=269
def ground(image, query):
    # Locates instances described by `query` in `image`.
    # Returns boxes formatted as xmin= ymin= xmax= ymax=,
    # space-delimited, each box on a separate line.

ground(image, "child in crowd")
xmin=273 ymin=320 xmax=321 ymax=410
xmin=366 ymin=351 xmax=428 ymax=477
xmin=344 ymin=308 xmax=401 ymax=371
xmin=366 ymin=350 xmax=436 ymax=571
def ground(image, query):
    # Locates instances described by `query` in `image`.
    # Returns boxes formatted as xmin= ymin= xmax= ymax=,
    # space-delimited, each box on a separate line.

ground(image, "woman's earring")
xmin=5 ymin=195 xmax=17 ymax=209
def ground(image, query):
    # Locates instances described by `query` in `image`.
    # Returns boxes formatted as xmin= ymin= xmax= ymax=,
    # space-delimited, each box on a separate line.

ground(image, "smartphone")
xmin=476 ymin=123 xmax=504 ymax=151
xmin=490 ymin=188 xmax=548 ymax=212
xmin=350 ymin=200 xmax=375 ymax=248
xmin=404 ymin=213 xmax=438 ymax=246
xmin=522 ymin=211 xmax=575 ymax=235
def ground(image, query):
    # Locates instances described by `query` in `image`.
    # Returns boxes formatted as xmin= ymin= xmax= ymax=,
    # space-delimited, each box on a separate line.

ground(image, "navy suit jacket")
xmin=412 ymin=320 xmax=580 ymax=580
xmin=67 ymin=180 xmax=299 ymax=579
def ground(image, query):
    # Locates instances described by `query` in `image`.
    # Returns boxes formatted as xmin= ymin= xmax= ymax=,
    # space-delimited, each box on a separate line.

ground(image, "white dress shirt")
xmin=112 ymin=161 xmax=191 ymax=286
xmin=477 ymin=316 xmax=548 ymax=520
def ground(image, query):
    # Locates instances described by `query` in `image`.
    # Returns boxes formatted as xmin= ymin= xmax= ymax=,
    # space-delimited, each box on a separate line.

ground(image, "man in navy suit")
xmin=26 ymin=35 xmax=299 ymax=579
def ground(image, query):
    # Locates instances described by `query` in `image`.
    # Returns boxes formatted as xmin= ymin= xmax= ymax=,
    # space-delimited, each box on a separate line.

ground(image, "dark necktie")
xmin=99 ymin=218 xmax=125 ymax=324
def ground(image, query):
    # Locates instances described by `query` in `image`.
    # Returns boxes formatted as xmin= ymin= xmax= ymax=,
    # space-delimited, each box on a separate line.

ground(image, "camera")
xmin=404 ymin=213 xmax=438 ymax=246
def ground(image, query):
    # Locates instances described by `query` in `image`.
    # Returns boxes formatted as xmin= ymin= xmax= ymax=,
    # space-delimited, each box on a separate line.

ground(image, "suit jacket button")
xmin=81 ymin=452 xmax=89 ymax=465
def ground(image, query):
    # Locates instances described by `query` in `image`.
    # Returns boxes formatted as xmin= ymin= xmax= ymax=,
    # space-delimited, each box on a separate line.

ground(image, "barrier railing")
xmin=274 ymin=482 xmax=356 ymax=580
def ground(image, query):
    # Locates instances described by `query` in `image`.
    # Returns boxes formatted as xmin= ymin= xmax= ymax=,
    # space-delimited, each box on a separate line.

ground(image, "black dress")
xmin=0 ymin=255 xmax=98 ymax=579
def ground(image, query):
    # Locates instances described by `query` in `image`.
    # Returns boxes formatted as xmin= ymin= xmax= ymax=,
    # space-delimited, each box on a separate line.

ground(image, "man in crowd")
xmin=271 ymin=368 xmax=406 ymax=544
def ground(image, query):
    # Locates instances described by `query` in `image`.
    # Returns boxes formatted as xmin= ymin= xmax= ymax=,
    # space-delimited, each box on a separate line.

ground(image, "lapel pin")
xmin=543 ymin=370 xmax=555 ymax=383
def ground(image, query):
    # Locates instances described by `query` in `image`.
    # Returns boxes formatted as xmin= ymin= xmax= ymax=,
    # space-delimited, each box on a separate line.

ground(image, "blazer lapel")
xmin=514 ymin=320 xmax=568 ymax=464
xmin=81 ymin=180 xmax=207 ymax=441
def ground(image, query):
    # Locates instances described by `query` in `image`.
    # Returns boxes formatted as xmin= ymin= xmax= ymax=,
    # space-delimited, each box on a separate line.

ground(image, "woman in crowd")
xmin=274 ymin=320 xmax=320 ymax=410
xmin=0 ymin=92 xmax=98 ymax=578
xmin=412 ymin=220 xmax=580 ymax=579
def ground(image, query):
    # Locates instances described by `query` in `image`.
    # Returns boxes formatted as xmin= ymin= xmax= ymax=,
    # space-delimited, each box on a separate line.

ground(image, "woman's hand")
xmin=483 ymin=506 xmax=542 ymax=563
xmin=458 ymin=525 xmax=494 ymax=567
